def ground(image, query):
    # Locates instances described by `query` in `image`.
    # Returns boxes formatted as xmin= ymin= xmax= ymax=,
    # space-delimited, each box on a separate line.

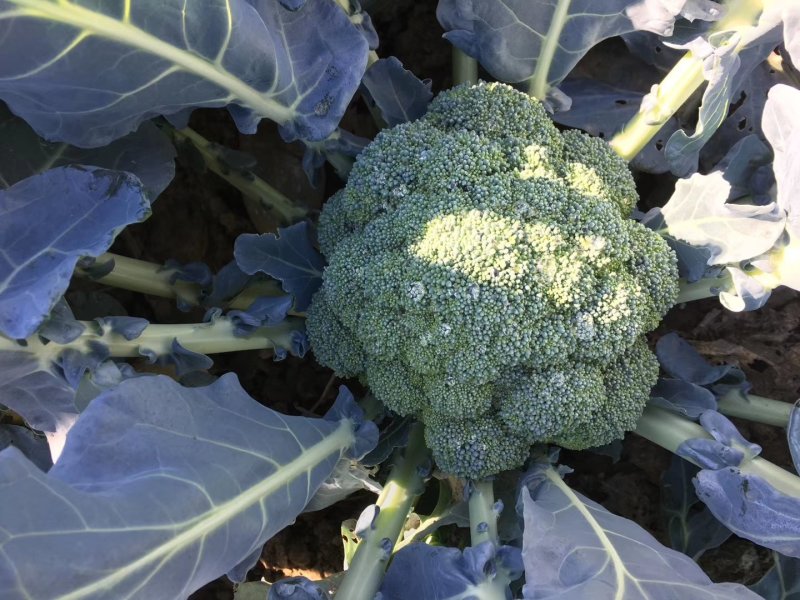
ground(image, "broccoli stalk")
xmin=0 ymin=316 xmax=304 ymax=359
xmin=452 ymin=47 xmax=478 ymax=86
xmin=716 ymin=390 xmax=794 ymax=427
xmin=635 ymin=405 xmax=800 ymax=498
xmin=334 ymin=423 xmax=430 ymax=600
xmin=465 ymin=479 xmax=512 ymax=600
xmin=609 ymin=0 xmax=767 ymax=161
xmin=75 ymin=252 xmax=289 ymax=312
xmin=159 ymin=122 xmax=307 ymax=230
xmin=468 ymin=479 xmax=500 ymax=547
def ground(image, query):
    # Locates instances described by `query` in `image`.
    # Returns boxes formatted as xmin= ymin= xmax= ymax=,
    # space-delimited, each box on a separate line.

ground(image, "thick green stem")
xmin=453 ymin=47 xmax=478 ymax=86
xmin=393 ymin=479 xmax=453 ymax=553
xmin=467 ymin=480 xmax=508 ymax=600
xmin=634 ymin=405 xmax=800 ymax=497
xmin=0 ymin=317 xmax=304 ymax=359
xmin=162 ymin=123 xmax=307 ymax=230
xmin=76 ymin=253 xmax=200 ymax=307
xmin=609 ymin=54 xmax=705 ymax=161
xmin=468 ymin=479 xmax=498 ymax=547
xmin=335 ymin=423 xmax=429 ymax=600
xmin=609 ymin=0 xmax=766 ymax=161
xmin=75 ymin=252 xmax=289 ymax=312
xmin=717 ymin=390 xmax=794 ymax=427
xmin=527 ymin=0 xmax=571 ymax=100
xmin=675 ymin=271 xmax=733 ymax=304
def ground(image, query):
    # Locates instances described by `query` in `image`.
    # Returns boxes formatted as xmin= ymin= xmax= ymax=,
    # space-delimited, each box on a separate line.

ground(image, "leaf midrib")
xmin=3 ymin=0 xmax=294 ymax=125
xmin=54 ymin=418 xmax=354 ymax=599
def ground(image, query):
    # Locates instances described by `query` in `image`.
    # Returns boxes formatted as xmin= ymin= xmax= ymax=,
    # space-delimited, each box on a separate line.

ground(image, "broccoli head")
xmin=307 ymin=82 xmax=678 ymax=479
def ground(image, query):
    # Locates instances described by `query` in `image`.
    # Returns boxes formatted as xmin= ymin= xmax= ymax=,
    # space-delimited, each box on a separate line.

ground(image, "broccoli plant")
xmin=1 ymin=1 xmax=800 ymax=600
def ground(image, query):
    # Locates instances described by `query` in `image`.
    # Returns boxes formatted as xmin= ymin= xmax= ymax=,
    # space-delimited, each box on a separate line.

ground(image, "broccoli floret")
xmin=307 ymin=82 xmax=679 ymax=479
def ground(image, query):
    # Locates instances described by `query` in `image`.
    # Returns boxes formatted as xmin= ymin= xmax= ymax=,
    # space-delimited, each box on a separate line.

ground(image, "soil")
xmin=66 ymin=2 xmax=800 ymax=597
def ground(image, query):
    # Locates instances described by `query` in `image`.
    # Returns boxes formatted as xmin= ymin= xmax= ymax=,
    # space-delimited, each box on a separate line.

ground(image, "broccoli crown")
xmin=307 ymin=82 xmax=678 ymax=479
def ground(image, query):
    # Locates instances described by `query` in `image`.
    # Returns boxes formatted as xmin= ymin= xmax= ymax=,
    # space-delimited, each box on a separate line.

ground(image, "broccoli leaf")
xmin=436 ymin=0 xmax=720 ymax=103
xmin=650 ymin=378 xmax=718 ymax=419
xmin=660 ymin=171 xmax=785 ymax=266
xmin=303 ymin=456 xmax=381 ymax=512
xmin=662 ymin=455 xmax=732 ymax=560
xmin=269 ymin=578 xmax=325 ymax=600
xmin=380 ymin=541 xmax=522 ymax=600
xmin=712 ymin=134 xmax=775 ymax=204
xmin=789 ymin=405 xmax=800 ymax=476
xmin=675 ymin=411 xmax=800 ymax=558
xmin=762 ymin=84 xmax=800 ymax=236
xmin=702 ymin=64 xmax=787 ymax=177
xmin=138 ymin=338 xmax=214 ymax=377
xmin=228 ymin=296 xmax=294 ymax=337
xmin=301 ymin=128 xmax=369 ymax=186
xmin=0 ymin=166 xmax=150 ymax=339
xmin=0 ymin=424 xmax=52 ymax=472
xmin=664 ymin=6 xmax=785 ymax=175
xmin=664 ymin=32 xmax=743 ymax=176
xmin=202 ymin=260 xmax=256 ymax=309
xmin=718 ymin=265 xmax=772 ymax=312
xmin=785 ymin=5 xmax=800 ymax=65
xmin=750 ymin=552 xmax=800 ymax=599
xmin=639 ymin=208 xmax=715 ymax=282
xmin=0 ymin=374 xmax=372 ymax=599
xmin=656 ymin=332 xmax=732 ymax=386
xmin=552 ymin=79 xmax=679 ymax=174
xmin=678 ymin=411 xmax=762 ymax=470
xmin=518 ymin=460 xmax=759 ymax=599
xmin=0 ymin=0 xmax=368 ymax=146
xmin=37 ymin=298 xmax=85 ymax=344
xmin=361 ymin=57 xmax=433 ymax=127
xmin=0 ymin=347 xmax=79 ymax=463
xmin=0 ymin=104 xmax=175 ymax=199
xmin=694 ymin=467 xmax=800 ymax=558
xmin=234 ymin=222 xmax=325 ymax=312
xmin=0 ymin=330 xmax=128 ymax=463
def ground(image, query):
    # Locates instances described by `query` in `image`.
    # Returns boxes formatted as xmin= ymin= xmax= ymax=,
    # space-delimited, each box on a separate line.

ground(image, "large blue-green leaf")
xmin=0 ymin=374 xmax=372 ymax=599
xmin=435 ymin=0 xmax=720 ymax=103
xmin=0 ymin=0 xmax=368 ymax=146
xmin=0 ymin=104 xmax=175 ymax=199
xmin=0 ymin=166 xmax=150 ymax=339
xmin=519 ymin=460 xmax=760 ymax=599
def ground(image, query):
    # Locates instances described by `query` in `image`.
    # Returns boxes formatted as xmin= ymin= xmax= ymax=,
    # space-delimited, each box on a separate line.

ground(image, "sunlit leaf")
xmin=660 ymin=171 xmax=785 ymax=265
xmin=0 ymin=374 xmax=371 ymax=599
